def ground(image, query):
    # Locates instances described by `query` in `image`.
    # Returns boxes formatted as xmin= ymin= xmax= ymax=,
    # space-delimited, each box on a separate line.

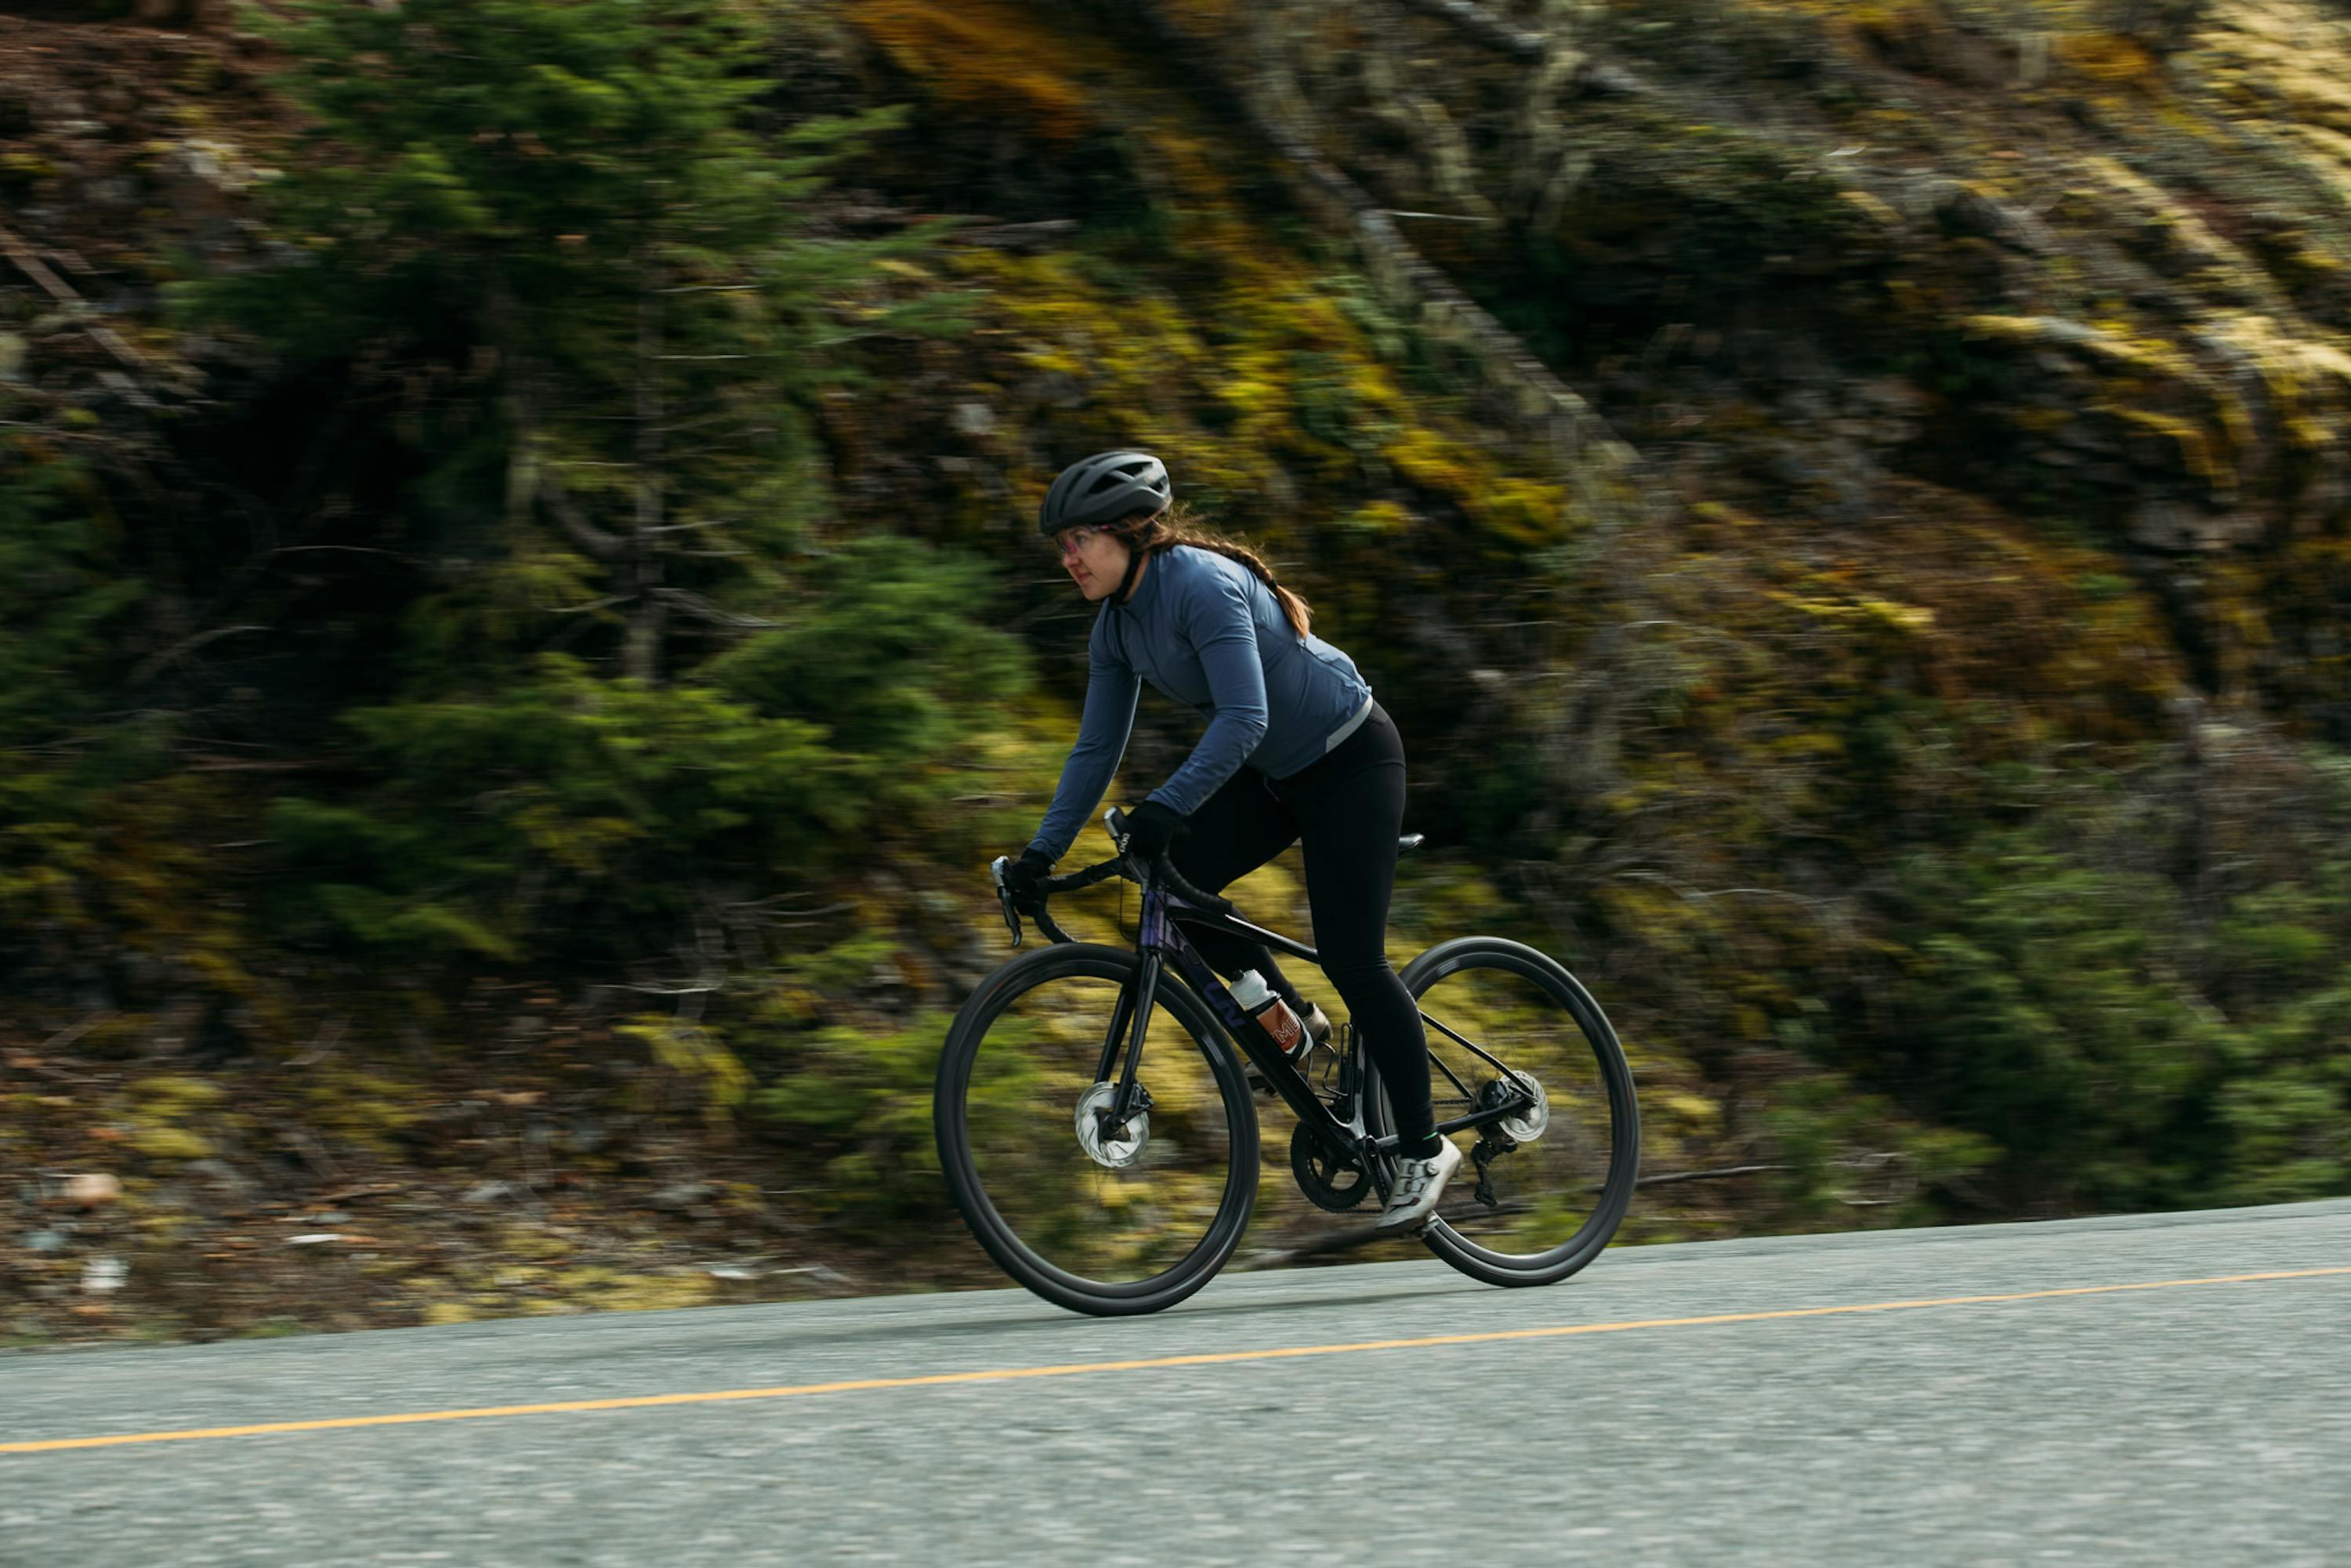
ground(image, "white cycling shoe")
xmin=1375 ymin=1137 xmax=1464 ymax=1233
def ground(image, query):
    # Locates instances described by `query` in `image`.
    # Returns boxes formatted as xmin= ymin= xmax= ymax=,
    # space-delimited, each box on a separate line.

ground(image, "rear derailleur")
xmin=1468 ymin=1078 xmax=1522 ymax=1209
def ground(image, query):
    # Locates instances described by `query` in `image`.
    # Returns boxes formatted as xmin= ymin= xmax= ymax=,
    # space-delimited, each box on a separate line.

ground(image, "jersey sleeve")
xmin=1028 ymin=613 xmax=1143 ymax=863
xmin=1147 ymin=564 xmax=1270 ymax=817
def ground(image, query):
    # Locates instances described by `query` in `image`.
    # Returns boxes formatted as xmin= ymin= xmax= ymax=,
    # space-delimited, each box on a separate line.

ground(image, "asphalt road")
xmin=5 ymin=1198 xmax=2347 ymax=1566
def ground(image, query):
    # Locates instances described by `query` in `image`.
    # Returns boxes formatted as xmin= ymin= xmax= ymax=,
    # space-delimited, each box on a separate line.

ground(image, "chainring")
xmin=1288 ymin=1122 xmax=1373 ymax=1211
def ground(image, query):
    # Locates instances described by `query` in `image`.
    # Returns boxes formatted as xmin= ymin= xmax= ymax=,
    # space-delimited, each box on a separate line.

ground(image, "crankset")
xmin=1288 ymin=1123 xmax=1374 ymax=1211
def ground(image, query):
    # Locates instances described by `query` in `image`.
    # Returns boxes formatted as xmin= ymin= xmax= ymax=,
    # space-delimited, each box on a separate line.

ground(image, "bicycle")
xmin=933 ymin=808 xmax=1641 ymax=1316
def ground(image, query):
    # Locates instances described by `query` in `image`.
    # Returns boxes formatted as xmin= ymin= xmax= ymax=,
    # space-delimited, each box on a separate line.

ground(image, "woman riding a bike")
xmin=1002 ymin=450 xmax=1462 ymax=1231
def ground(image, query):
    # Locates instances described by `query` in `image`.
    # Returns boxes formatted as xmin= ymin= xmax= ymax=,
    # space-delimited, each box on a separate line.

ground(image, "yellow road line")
xmin=7 ymin=1266 xmax=2347 ymax=1456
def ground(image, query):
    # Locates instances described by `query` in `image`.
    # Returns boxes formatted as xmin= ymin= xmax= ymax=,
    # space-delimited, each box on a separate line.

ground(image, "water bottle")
xmin=1229 ymin=969 xmax=1307 ymax=1059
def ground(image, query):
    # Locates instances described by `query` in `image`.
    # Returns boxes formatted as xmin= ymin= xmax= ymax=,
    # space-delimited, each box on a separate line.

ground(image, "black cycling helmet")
xmin=1038 ymin=451 xmax=1172 ymax=536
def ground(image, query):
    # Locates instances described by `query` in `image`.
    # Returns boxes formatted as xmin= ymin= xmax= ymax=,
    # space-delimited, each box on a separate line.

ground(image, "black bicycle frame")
xmin=1096 ymin=868 xmax=1530 ymax=1161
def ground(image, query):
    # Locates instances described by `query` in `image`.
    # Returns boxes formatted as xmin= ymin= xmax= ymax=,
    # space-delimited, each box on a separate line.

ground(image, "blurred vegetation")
xmin=3 ymin=0 xmax=2349 ymax=1338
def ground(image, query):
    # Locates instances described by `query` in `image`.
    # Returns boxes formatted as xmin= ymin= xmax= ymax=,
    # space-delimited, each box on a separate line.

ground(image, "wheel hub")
xmin=1074 ymin=1081 xmax=1149 ymax=1168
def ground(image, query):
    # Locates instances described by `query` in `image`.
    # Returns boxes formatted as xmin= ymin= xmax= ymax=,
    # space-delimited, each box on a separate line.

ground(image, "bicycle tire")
xmin=1366 ymin=936 xmax=1639 ymax=1287
xmin=935 ymin=942 xmax=1259 ymax=1316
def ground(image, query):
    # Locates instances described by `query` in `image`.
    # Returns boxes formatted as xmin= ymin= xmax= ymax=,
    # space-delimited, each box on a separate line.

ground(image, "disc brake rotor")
xmin=1495 ymin=1070 xmax=1549 ymax=1144
xmin=1074 ymin=1081 xmax=1149 ymax=1169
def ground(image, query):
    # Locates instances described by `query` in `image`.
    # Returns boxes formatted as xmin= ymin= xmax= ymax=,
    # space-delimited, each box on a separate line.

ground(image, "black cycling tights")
xmin=1168 ymin=703 xmax=1439 ymax=1158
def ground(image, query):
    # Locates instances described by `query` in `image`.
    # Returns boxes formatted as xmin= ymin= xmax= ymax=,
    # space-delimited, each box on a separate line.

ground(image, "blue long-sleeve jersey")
xmin=1027 ymin=545 xmax=1375 ymax=863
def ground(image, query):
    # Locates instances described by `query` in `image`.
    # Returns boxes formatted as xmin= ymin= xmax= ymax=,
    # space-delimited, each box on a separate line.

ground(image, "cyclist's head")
xmin=1041 ymin=451 xmax=1168 ymax=604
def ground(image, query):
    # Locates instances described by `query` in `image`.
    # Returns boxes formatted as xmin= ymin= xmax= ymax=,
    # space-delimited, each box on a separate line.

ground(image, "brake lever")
xmin=989 ymin=855 xmax=1024 ymax=949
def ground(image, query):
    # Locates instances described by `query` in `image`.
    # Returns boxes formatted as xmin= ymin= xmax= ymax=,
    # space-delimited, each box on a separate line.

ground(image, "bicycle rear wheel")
xmin=935 ymin=943 xmax=1259 ymax=1316
xmin=1366 ymin=936 xmax=1639 ymax=1287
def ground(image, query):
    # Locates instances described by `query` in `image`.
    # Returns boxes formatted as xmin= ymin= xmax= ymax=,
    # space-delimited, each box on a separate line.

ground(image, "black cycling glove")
xmin=1121 ymin=799 xmax=1187 ymax=862
xmin=1002 ymin=847 xmax=1053 ymax=910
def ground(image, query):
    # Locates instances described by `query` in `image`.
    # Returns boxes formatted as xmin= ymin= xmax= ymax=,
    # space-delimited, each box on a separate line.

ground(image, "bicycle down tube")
xmin=1136 ymin=880 xmax=1337 ymax=1140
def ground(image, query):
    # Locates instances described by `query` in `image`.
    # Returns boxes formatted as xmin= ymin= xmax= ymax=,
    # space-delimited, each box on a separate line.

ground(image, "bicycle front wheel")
xmin=935 ymin=943 xmax=1259 ymax=1316
xmin=1367 ymin=936 xmax=1639 ymax=1287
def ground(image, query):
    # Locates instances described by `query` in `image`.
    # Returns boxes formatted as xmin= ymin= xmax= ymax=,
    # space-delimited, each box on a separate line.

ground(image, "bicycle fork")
xmin=1091 ymin=949 xmax=1163 ymax=1138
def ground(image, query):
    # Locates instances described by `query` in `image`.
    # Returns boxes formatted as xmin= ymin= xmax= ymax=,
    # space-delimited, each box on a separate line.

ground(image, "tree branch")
xmin=0 ymin=223 xmax=150 ymax=377
xmin=125 ymin=625 xmax=273 ymax=689
xmin=1393 ymin=0 xmax=1548 ymax=60
xmin=539 ymin=469 xmax=627 ymax=560
xmin=1636 ymin=1163 xmax=1788 ymax=1187
xmin=647 ymin=586 xmax=777 ymax=630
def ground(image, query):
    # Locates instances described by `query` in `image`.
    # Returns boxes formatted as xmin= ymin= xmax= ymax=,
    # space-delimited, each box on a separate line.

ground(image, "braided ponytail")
xmin=1109 ymin=502 xmax=1313 ymax=639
